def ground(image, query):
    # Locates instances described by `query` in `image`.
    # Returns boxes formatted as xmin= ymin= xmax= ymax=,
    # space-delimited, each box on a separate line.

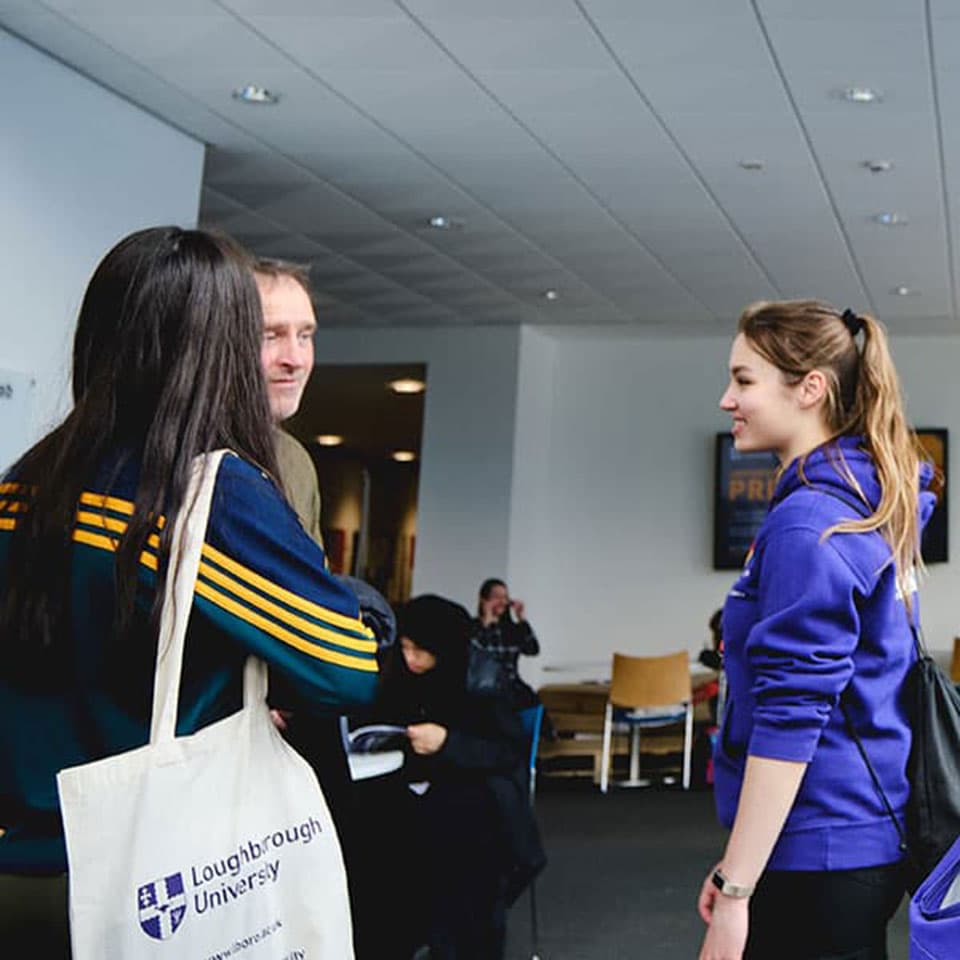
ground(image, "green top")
xmin=274 ymin=427 xmax=323 ymax=548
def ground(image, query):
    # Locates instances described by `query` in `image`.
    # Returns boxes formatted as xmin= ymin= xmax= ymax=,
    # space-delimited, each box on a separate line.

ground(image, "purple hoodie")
xmin=714 ymin=436 xmax=936 ymax=871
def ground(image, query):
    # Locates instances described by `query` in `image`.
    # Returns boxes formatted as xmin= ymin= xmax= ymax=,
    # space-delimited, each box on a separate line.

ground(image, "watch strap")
xmin=711 ymin=868 xmax=754 ymax=898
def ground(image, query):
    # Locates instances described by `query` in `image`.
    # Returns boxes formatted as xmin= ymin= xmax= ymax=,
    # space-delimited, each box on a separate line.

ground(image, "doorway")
xmin=284 ymin=363 xmax=426 ymax=604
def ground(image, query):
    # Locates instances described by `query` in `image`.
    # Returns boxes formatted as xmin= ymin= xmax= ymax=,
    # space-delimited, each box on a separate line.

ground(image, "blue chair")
xmin=518 ymin=704 xmax=545 ymax=960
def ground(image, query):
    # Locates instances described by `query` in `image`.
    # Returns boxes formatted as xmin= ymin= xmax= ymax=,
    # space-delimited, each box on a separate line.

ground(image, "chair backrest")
xmin=518 ymin=704 xmax=545 ymax=775
xmin=609 ymin=651 xmax=691 ymax=709
xmin=952 ymin=637 xmax=960 ymax=684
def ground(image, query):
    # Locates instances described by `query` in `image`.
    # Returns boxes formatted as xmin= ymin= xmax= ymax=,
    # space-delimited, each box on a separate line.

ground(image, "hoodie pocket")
xmin=719 ymin=699 xmax=747 ymax=761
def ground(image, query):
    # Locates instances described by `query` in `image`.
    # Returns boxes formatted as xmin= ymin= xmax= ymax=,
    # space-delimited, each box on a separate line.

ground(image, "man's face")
xmin=256 ymin=272 xmax=316 ymax=422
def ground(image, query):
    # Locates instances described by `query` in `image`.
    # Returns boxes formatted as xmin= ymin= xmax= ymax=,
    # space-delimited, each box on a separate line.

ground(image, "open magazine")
xmin=340 ymin=718 xmax=408 ymax=754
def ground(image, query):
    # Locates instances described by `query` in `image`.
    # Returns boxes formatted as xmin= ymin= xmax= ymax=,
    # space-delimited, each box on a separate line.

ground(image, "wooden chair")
xmin=951 ymin=637 xmax=960 ymax=684
xmin=599 ymin=651 xmax=693 ymax=793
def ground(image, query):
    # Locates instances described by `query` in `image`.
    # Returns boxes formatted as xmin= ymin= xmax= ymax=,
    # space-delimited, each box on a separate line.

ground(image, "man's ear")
xmin=797 ymin=369 xmax=828 ymax=409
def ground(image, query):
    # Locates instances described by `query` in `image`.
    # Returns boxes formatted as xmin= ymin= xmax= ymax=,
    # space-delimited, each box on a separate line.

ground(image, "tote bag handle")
xmin=149 ymin=451 xmax=267 ymax=743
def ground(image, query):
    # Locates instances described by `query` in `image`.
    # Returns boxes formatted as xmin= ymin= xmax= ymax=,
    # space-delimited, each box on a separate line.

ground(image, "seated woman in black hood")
xmin=369 ymin=594 xmax=545 ymax=960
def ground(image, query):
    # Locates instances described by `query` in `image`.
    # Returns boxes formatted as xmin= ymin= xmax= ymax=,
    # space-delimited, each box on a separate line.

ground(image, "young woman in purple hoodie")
xmin=698 ymin=300 xmax=937 ymax=960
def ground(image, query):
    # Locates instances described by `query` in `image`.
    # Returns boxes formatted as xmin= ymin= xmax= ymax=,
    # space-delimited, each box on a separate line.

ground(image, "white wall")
xmin=511 ymin=334 xmax=735 ymax=689
xmin=323 ymin=322 xmax=960 ymax=689
xmin=514 ymin=332 xmax=960 ymax=689
xmin=507 ymin=326 xmax=559 ymax=618
xmin=315 ymin=326 xmax=521 ymax=607
xmin=885 ymin=337 xmax=960 ymax=659
xmin=0 ymin=29 xmax=203 ymax=462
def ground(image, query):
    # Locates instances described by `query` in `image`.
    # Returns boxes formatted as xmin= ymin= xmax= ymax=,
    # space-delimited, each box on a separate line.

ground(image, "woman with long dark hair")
xmin=698 ymin=300 xmax=937 ymax=960
xmin=469 ymin=577 xmax=541 ymax=709
xmin=0 ymin=227 xmax=378 ymax=952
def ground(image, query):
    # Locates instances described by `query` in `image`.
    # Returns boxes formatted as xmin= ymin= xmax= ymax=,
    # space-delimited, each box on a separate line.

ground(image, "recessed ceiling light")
xmin=892 ymin=285 xmax=915 ymax=296
xmin=862 ymin=160 xmax=893 ymax=174
xmin=391 ymin=450 xmax=417 ymax=463
xmin=388 ymin=378 xmax=426 ymax=395
xmin=739 ymin=160 xmax=765 ymax=171
xmin=426 ymin=215 xmax=464 ymax=231
xmin=873 ymin=212 xmax=908 ymax=226
xmin=841 ymin=86 xmax=883 ymax=104
xmin=232 ymin=84 xmax=280 ymax=105
xmin=316 ymin=434 xmax=343 ymax=447
xmin=542 ymin=289 xmax=559 ymax=301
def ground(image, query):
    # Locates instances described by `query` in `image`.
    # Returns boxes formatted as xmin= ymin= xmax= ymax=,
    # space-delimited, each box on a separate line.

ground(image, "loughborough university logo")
xmin=137 ymin=873 xmax=187 ymax=940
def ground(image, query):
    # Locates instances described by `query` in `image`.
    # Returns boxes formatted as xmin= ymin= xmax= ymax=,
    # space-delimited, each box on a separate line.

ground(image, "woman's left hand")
xmin=698 ymin=869 xmax=749 ymax=960
xmin=407 ymin=722 xmax=448 ymax=755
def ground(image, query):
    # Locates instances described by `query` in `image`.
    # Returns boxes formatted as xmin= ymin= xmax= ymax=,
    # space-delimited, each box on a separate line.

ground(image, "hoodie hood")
xmin=771 ymin=435 xmax=937 ymax=530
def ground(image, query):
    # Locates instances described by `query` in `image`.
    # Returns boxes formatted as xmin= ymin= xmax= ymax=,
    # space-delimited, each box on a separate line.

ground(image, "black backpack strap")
xmin=837 ymin=698 xmax=910 ymax=855
xmin=809 ymin=483 xmax=918 ymax=861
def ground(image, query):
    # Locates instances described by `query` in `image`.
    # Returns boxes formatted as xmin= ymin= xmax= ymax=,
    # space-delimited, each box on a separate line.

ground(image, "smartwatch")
xmin=711 ymin=868 xmax=755 ymax=899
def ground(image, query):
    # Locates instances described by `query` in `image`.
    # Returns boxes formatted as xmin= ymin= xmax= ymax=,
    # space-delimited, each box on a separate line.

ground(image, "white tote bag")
xmin=57 ymin=451 xmax=354 ymax=959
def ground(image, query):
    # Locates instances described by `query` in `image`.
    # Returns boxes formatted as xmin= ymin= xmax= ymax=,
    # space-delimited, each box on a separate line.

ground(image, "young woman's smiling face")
xmin=719 ymin=333 xmax=806 ymax=462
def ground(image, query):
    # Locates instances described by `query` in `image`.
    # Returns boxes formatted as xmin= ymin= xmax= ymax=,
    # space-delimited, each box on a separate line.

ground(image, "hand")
xmin=270 ymin=708 xmax=292 ymax=732
xmin=407 ymin=723 xmax=448 ymax=755
xmin=511 ymin=598 xmax=525 ymax=621
xmin=697 ymin=867 xmax=749 ymax=960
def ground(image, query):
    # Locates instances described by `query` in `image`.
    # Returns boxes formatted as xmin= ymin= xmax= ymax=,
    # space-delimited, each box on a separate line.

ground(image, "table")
xmin=537 ymin=668 xmax=719 ymax=785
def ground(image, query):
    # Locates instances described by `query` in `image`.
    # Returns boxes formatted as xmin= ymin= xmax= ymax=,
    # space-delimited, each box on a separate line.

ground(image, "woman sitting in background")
xmin=469 ymin=577 xmax=541 ymax=709
xmin=369 ymin=594 xmax=545 ymax=960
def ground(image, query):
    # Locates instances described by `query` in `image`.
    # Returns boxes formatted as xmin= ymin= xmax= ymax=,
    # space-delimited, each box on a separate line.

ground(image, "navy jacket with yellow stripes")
xmin=0 ymin=452 xmax=379 ymax=875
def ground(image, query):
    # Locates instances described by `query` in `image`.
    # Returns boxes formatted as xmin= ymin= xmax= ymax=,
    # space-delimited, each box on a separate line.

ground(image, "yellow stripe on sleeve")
xmin=0 ymin=518 xmax=15 ymax=531
xmin=0 ymin=483 xmax=30 ymax=495
xmin=73 ymin=529 xmax=118 ymax=553
xmin=78 ymin=492 xmax=136 ymax=516
xmin=76 ymin=510 xmax=127 ymax=535
xmin=194 ymin=580 xmax=378 ymax=672
xmin=198 ymin=560 xmax=377 ymax=655
xmin=72 ymin=528 xmax=158 ymax=569
xmin=201 ymin=543 xmax=374 ymax=640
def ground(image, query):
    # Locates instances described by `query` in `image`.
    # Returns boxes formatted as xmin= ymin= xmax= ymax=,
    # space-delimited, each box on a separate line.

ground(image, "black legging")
xmin=745 ymin=862 xmax=905 ymax=960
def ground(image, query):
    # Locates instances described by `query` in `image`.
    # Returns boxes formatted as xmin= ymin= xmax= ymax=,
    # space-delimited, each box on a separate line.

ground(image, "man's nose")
xmin=276 ymin=334 xmax=307 ymax=367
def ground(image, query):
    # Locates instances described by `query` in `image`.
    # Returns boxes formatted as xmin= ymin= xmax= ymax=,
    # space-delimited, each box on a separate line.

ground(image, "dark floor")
xmin=503 ymin=779 xmax=910 ymax=960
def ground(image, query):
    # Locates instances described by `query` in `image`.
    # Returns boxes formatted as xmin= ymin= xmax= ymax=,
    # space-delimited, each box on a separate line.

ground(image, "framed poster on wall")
xmin=712 ymin=429 xmax=949 ymax=570
xmin=916 ymin=428 xmax=948 ymax=563
xmin=712 ymin=434 xmax=778 ymax=570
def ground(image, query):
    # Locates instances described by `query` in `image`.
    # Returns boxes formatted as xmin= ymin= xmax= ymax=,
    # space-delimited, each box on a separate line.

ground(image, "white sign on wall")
xmin=0 ymin=368 xmax=36 ymax=476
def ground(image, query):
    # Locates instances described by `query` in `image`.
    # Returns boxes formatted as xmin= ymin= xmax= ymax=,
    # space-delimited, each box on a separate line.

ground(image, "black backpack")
xmin=813 ymin=484 xmax=960 ymax=890
xmin=842 ymin=626 xmax=960 ymax=892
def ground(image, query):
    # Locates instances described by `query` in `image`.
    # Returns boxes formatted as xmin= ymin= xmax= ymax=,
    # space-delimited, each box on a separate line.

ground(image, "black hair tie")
xmin=841 ymin=308 xmax=865 ymax=337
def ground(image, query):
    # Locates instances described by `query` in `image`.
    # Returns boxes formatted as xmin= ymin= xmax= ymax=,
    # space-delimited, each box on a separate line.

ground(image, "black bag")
xmin=905 ymin=643 xmax=960 ymax=878
xmin=842 ymin=625 xmax=960 ymax=892
xmin=466 ymin=643 xmax=511 ymax=698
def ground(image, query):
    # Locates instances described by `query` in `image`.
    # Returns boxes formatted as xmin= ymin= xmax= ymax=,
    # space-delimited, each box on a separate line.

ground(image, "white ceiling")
xmin=4 ymin=0 xmax=960 ymax=332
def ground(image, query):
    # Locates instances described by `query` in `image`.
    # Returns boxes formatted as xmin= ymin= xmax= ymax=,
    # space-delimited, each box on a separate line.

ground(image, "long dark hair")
xmin=1 ymin=226 xmax=279 ymax=686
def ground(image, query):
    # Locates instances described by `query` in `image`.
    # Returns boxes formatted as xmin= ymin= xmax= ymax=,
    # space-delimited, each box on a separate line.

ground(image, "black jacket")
xmin=375 ymin=645 xmax=546 ymax=904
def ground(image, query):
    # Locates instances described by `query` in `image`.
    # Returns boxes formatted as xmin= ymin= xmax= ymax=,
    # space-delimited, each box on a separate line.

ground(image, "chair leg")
xmin=529 ymin=874 xmax=540 ymax=959
xmin=629 ymin=725 xmax=640 ymax=782
xmin=600 ymin=702 xmax=612 ymax=793
xmin=682 ymin=703 xmax=693 ymax=790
